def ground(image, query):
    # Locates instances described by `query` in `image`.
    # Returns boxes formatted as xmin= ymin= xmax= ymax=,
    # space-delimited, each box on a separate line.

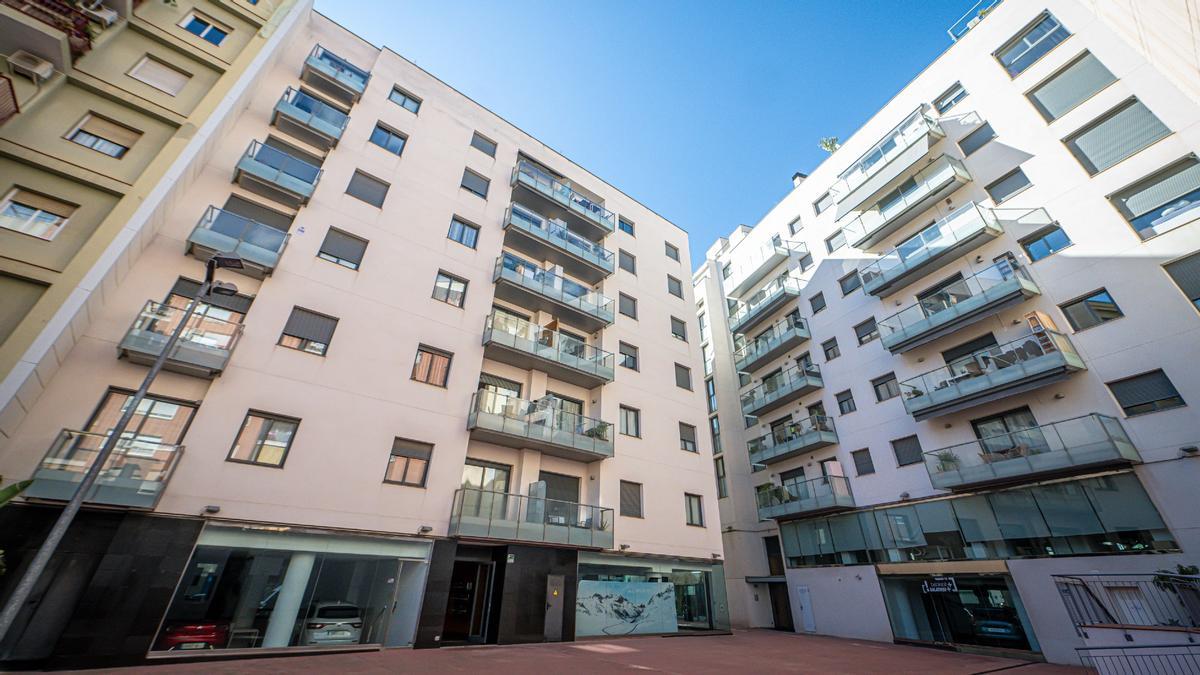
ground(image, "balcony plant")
xmin=934 ymin=451 xmax=960 ymax=472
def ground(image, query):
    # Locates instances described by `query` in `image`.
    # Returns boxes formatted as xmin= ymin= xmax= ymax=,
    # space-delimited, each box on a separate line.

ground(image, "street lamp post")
xmin=0 ymin=254 xmax=243 ymax=644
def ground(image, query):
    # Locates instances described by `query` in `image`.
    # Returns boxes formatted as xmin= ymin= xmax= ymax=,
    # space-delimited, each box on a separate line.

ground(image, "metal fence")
xmin=1053 ymin=573 xmax=1200 ymax=631
xmin=1078 ymin=644 xmax=1200 ymax=675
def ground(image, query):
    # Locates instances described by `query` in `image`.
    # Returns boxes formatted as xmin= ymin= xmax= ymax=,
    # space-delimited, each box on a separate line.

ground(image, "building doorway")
xmin=880 ymin=574 xmax=1035 ymax=654
xmin=442 ymin=559 xmax=496 ymax=644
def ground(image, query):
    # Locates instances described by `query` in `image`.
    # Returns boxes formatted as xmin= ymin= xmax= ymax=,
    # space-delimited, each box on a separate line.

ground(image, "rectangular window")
xmin=67 ymin=113 xmax=140 ymax=158
xmin=619 ymin=293 xmax=638 ymax=319
xmin=670 ymin=316 xmax=688 ymax=341
xmin=851 ymin=448 xmax=875 ymax=476
xmin=934 ymin=81 xmax=967 ymax=113
xmin=714 ymin=457 xmax=728 ymax=498
xmin=679 ymin=423 xmax=698 ymax=452
xmin=470 ymin=131 xmax=497 ymax=157
xmin=667 ymin=275 xmax=684 ymax=298
xmin=995 ymin=12 xmax=1070 ymax=77
xmin=1109 ymin=155 xmax=1200 ymax=240
xmin=127 ymin=55 xmax=191 ymax=95
xmin=958 ymin=122 xmax=996 ymax=156
xmin=1020 ymin=224 xmax=1072 ymax=262
xmin=389 ymin=86 xmax=421 ymax=113
xmin=615 ymin=342 xmax=638 ymax=371
xmin=665 ymin=242 xmax=680 ymax=261
xmin=412 ymin=345 xmax=452 ymax=387
xmin=836 ymin=389 xmax=856 ymax=415
xmin=705 ymin=378 xmax=717 ymax=413
xmin=460 ymin=168 xmax=490 ymax=198
xmin=227 ymin=412 xmax=298 ymax=467
xmin=385 ymin=438 xmax=432 ymax=487
xmin=839 ymin=271 xmax=861 ymax=295
xmin=369 ymin=123 xmax=407 ymax=156
xmin=822 ymin=338 xmax=840 ymax=361
xmin=447 ymin=217 xmax=479 ymax=249
xmin=0 ymin=188 xmax=74 ymax=240
xmin=854 ymin=317 xmax=878 ymax=345
xmin=722 ymin=263 xmax=732 ymax=280
xmin=317 ymin=228 xmax=367 ymax=270
xmin=179 ymin=11 xmax=230 ymax=46
xmin=1061 ymin=289 xmax=1123 ymax=331
xmin=872 ymin=373 xmax=900 ymax=402
xmin=685 ymin=493 xmax=705 ymax=527
xmin=675 ymin=363 xmax=693 ymax=390
xmin=825 ymin=229 xmax=846 ymax=253
xmin=619 ymin=218 xmax=635 ymax=236
xmin=1027 ymin=51 xmax=1117 ymax=121
xmin=813 ymin=191 xmax=834 ymax=215
xmin=986 ymin=168 xmax=1032 ymax=203
xmin=279 ymin=307 xmax=337 ymax=356
xmin=618 ymin=249 xmax=636 ymax=274
xmin=1064 ymin=99 xmax=1170 ymax=175
xmin=1108 ymin=369 xmax=1186 ymax=416
xmin=620 ymin=480 xmax=643 ymax=517
xmin=346 ymin=170 xmax=389 ymax=207
xmin=891 ymin=435 xmax=924 ymax=466
xmin=709 ymin=415 xmax=722 ymax=453
xmin=809 ymin=292 xmax=826 ymax=314
xmin=432 ymin=271 xmax=468 ymax=308
xmin=1164 ymin=251 xmax=1200 ymax=313
xmin=620 ymin=405 xmax=641 ymax=437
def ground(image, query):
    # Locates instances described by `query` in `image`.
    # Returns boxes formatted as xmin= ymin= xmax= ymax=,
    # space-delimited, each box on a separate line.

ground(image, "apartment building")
xmin=0 ymin=4 xmax=725 ymax=668
xmin=697 ymin=0 xmax=1200 ymax=667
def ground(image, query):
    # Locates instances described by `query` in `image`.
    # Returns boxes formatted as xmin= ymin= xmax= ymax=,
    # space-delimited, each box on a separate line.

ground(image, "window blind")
xmin=346 ymin=171 xmax=389 ymax=207
xmin=283 ymin=307 xmax=338 ymax=343
xmin=1065 ymin=99 xmax=1170 ymax=175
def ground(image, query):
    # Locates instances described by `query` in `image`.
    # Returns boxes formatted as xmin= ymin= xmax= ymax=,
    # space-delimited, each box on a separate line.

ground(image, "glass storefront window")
xmin=575 ymin=554 xmax=727 ymax=637
xmin=881 ymin=575 xmax=1038 ymax=653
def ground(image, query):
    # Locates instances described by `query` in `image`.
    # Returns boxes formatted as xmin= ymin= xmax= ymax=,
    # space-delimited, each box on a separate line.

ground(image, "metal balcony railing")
xmin=449 ymin=487 xmax=614 ymax=549
xmin=493 ymin=252 xmax=614 ymax=325
xmin=187 ymin=206 xmax=290 ymax=274
xmin=506 ymin=202 xmax=615 ymax=273
xmin=833 ymin=107 xmax=943 ymax=201
xmin=1053 ymin=572 xmax=1200 ymax=631
xmin=756 ymin=475 xmax=854 ymax=520
xmin=733 ymin=314 xmax=810 ymax=373
xmin=747 ymin=415 xmax=837 ymax=465
xmin=860 ymin=202 xmax=1002 ymax=295
xmin=483 ymin=310 xmax=614 ymax=383
xmin=741 ymin=363 xmax=823 ymax=416
xmin=512 ymin=160 xmax=615 ymax=234
xmin=118 ymin=300 xmax=243 ymax=376
xmin=275 ymin=86 xmax=349 ymax=140
xmin=304 ymin=44 xmax=370 ymax=94
xmin=23 ymin=429 xmax=183 ymax=508
xmin=467 ymin=389 xmax=614 ymax=459
xmin=729 ymin=276 xmax=803 ymax=334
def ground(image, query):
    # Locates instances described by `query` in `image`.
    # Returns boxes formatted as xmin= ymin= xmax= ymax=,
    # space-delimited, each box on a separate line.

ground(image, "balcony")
xmin=924 ymin=414 xmax=1141 ymax=491
xmin=492 ymin=253 xmax=614 ymax=332
xmin=748 ymin=416 xmax=838 ymax=466
xmin=729 ymin=276 xmax=803 ymax=335
xmin=879 ymin=261 xmax=1040 ymax=354
xmin=833 ymin=106 xmax=945 ymax=216
xmin=900 ymin=330 xmax=1086 ymax=421
xmin=23 ymin=429 xmax=183 ymax=509
xmin=186 ymin=206 xmax=289 ymax=278
xmin=842 ymin=155 xmax=972 ymax=249
xmin=467 ymin=390 xmax=614 ymax=462
xmin=757 ymin=476 xmax=854 ymax=521
xmin=726 ymin=238 xmax=807 ymax=298
xmin=301 ymin=44 xmax=370 ymax=105
xmin=1 ymin=0 xmax=94 ymax=62
xmin=503 ymin=203 xmax=614 ymax=284
xmin=741 ymin=364 xmax=823 ymax=417
xmin=234 ymin=141 xmax=322 ymax=208
xmin=861 ymin=202 xmax=1003 ymax=297
xmin=733 ymin=314 xmax=810 ymax=374
xmin=511 ymin=160 xmax=614 ymax=241
xmin=482 ymin=310 xmax=614 ymax=388
xmin=272 ymin=87 xmax=349 ymax=150
xmin=449 ymin=487 xmax=613 ymax=549
xmin=117 ymin=300 xmax=243 ymax=378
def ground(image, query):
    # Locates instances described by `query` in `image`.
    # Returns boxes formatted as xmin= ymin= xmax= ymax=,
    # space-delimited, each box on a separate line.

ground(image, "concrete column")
xmin=262 ymin=552 xmax=316 ymax=648
xmin=231 ymin=555 xmax=286 ymax=631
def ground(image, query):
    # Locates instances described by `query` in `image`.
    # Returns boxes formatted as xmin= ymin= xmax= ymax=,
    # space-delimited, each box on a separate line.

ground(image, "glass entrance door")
xmin=881 ymin=575 xmax=1034 ymax=652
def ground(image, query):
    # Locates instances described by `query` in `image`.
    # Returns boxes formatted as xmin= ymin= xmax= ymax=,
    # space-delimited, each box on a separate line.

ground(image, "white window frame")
xmin=0 ymin=188 xmax=71 ymax=241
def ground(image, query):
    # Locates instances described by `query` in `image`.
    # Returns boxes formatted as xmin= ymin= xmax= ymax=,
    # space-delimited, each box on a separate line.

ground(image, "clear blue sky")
xmin=316 ymin=0 xmax=972 ymax=267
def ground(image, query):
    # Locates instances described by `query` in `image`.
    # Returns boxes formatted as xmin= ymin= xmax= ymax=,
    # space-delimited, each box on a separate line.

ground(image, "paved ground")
xmin=71 ymin=630 xmax=1088 ymax=674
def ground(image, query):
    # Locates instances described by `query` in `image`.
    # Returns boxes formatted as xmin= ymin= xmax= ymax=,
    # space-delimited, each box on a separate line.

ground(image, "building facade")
xmin=0 ymin=4 xmax=725 ymax=668
xmin=698 ymin=0 xmax=1200 ymax=667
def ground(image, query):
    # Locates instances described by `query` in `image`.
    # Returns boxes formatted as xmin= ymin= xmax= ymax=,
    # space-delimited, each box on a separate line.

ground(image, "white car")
xmin=302 ymin=602 xmax=363 ymax=645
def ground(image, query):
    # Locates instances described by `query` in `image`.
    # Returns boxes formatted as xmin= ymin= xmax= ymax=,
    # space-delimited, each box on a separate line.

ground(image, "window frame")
xmin=1107 ymin=369 xmax=1186 ymax=417
xmin=618 ymin=249 xmax=637 ymax=275
xmin=851 ymin=448 xmax=876 ymax=476
xmin=958 ymin=122 xmax=996 ymax=157
xmin=126 ymin=55 xmax=191 ymax=96
xmin=618 ymin=341 xmax=639 ymax=370
xmin=66 ymin=112 xmax=139 ymax=159
xmin=1020 ymin=224 xmax=1072 ymax=262
xmin=665 ymin=241 xmax=681 ymax=261
xmin=460 ymin=168 xmax=490 ymax=199
xmin=317 ymin=227 xmax=368 ymax=270
xmin=822 ymin=338 xmax=840 ymax=361
xmin=389 ymin=86 xmax=422 ymax=114
xmin=1059 ymin=288 xmax=1124 ymax=332
xmin=619 ymin=480 xmax=644 ymax=518
xmin=667 ymin=275 xmax=684 ymax=298
xmin=345 ymin=169 xmax=390 ymax=207
xmin=934 ymin=81 xmax=967 ymax=114
xmin=225 ymin=410 xmax=300 ymax=469
xmin=872 ymin=373 xmax=900 ymax=402
xmin=679 ymin=422 xmax=698 ymax=453
xmin=0 ymin=187 xmax=74 ymax=241
xmin=891 ymin=435 xmax=924 ymax=467
xmin=994 ymin=11 xmax=1071 ymax=78
xmin=670 ymin=316 xmax=688 ymax=342
xmin=1062 ymin=98 xmax=1171 ymax=177
xmin=432 ymin=270 xmax=468 ymax=308
xmin=618 ymin=292 xmax=638 ymax=319
xmin=470 ymin=131 xmax=497 ymax=157
xmin=985 ymin=167 xmax=1032 ymax=204
xmin=278 ymin=306 xmax=338 ymax=356
xmin=1025 ymin=50 xmax=1117 ymax=122
xmin=809 ymin=292 xmax=826 ymax=314
xmin=836 ymin=389 xmax=856 ymax=415
xmin=618 ymin=218 xmax=635 ymax=236
xmin=674 ymin=363 xmax=693 ymax=390
xmin=825 ymin=229 xmax=846 ymax=253
xmin=854 ymin=317 xmax=878 ymax=345
xmin=369 ymin=122 xmax=407 ymax=156
xmin=685 ymin=493 xmax=705 ymax=527
xmin=1163 ymin=250 xmax=1200 ymax=314
xmin=1106 ymin=154 xmax=1200 ymax=241
xmin=384 ymin=437 xmax=433 ymax=488
xmin=839 ymin=270 xmax=862 ymax=296
xmin=178 ymin=11 xmax=230 ymax=46
xmin=412 ymin=345 xmax=453 ymax=387
xmin=619 ymin=405 xmax=642 ymax=438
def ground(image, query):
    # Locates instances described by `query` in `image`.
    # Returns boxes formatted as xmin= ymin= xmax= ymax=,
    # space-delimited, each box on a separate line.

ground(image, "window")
xmin=0 ymin=188 xmax=74 ymax=240
xmin=1164 ymin=251 xmax=1200 ymax=312
xmin=317 ymin=228 xmax=367 ymax=270
xmin=714 ymin=457 xmax=728 ymax=498
xmin=1064 ymin=99 xmax=1170 ymax=175
xmin=227 ymin=412 xmax=298 ymax=467
xmin=412 ymin=345 xmax=452 ymax=386
xmin=958 ymin=122 xmax=996 ymax=156
xmin=675 ymin=363 xmax=693 ymax=390
xmin=460 ymin=169 xmax=490 ymax=198
xmin=685 ymin=493 xmax=705 ymax=527
xmin=797 ymin=250 xmax=814 ymax=272
xmin=447 ymin=217 xmax=479 ymax=249
xmin=705 ymin=378 xmax=717 ymax=413
xmin=618 ymin=249 xmax=636 ymax=274
xmin=1020 ymin=224 xmax=1072 ymax=261
xmin=432 ymin=271 xmax=468 ymax=307
xmin=822 ymin=338 xmax=840 ymax=361
xmin=891 ymin=435 xmax=924 ymax=466
xmin=851 ymin=449 xmax=875 ymax=476
xmin=127 ymin=55 xmax=190 ymax=95
xmin=788 ymin=217 xmax=803 ymax=236
xmin=809 ymin=292 xmax=826 ymax=314
xmin=1061 ymin=289 xmax=1123 ymax=331
xmin=872 ymin=373 xmax=900 ymax=402
xmin=1108 ymin=369 xmax=1186 ymax=416
xmin=346 ymin=170 xmax=389 ymax=207
xmin=620 ymin=405 xmax=641 ymax=437
xmin=854 ymin=317 xmax=878 ymax=345
xmin=389 ymin=86 xmax=421 ymax=113
xmin=702 ymin=343 xmax=712 ymax=375
xmin=665 ymin=241 xmax=680 ymax=261
xmin=619 ymin=293 xmax=637 ymax=319
xmin=179 ymin=11 xmax=229 ymax=46
xmin=836 ymin=390 xmax=856 ymax=415
xmin=619 ymin=342 xmax=639 ymax=370
xmin=722 ymin=263 xmax=732 ymax=280
xmin=620 ymin=480 xmax=643 ymax=517
xmin=839 ymin=271 xmax=861 ymax=295
xmin=709 ymin=415 xmax=722 ymax=453
xmin=667 ymin=275 xmax=684 ymax=298
xmin=679 ymin=423 xmax=698 ymax=452
xmin=369 ymin=123 xmax=406 ymax=156
xmin=67 ymin=113 xmax=140 ymax=158
xmin=670 ymin=316 xmax=688 ymax=341
xmin=470 ymin=131 xmax=497 ymax=157
xmin=279 ymin=307 xmax=337 ymax=356
xmin=996 ymin=12 xmax=1070 ymax=77
xmin=934 ymin=81 xmax=967 ymax=113
xmin=825 ymin=229 xmax=846 ymax=253
xmin=986 ymin=168 xmax=1032 ymax=203
xmin=1109 ymin=155 xmax=1200 ymax=240
xmin=619 ymin=218 xmax=635 ymax=235
xmin=813 ymin=191 xmax=834 ymax=215
xmin=385 ymin=438 xmax=432 ymax=487
xmin=1027 ymin=51 xmax=1117 ymax=121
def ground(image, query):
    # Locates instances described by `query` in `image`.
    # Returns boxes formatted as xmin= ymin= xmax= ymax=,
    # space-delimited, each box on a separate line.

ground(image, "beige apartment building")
xmin=697 ymin=0 xmax=1200 ymax=668
xmin=0 ymin=3 xmax=725 ymax=667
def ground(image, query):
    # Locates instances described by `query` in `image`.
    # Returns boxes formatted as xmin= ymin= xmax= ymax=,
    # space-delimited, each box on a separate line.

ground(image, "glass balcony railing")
xmin=513 ymin=160 xmax=615 ymax=235
xmin=449 ymin=487 xmax=614 ymax=549
xmin=235 ymin=140 xmax=322 ymax=203
xmin=757 ymin=475 xmax=854 ymax=520
xmin=273 ymin=87 xmax=349 ymax=144
xmin=302 ymin=44 xmax=370 ymax=99
xmin=833 ymin=107 xmax=944 ymax=204
xmin=118 ymin=300 xmax=243 ymax=377
xmin=861 ymin=202 xmax=1002 ymax=296
xmin=900 ymin=329 xmax=1086 ymax=419
xmin=741 ymin=363 xmax=823 ymax=416
xmin=733 ymin=314 xmax=810 ymax=373
xmin=187 ymin=206 xmax=289 ymax=275
xmin=726 ymin=239 xmax=807 ymax=296
xmin=493 ymin=253 xmax=614 ymax=327
xmin=879 ymin=260 xmax=1038 ymax=353
xmin=467 ymin=389 xmax=614 ymax=460
xmin=483 ymin=310 xmax=615 ymax=385
xmin=748 ymin=415 xmax=838 ymax=466
xmin=729 ymin=276 xmax=803 ymax=334
xmin=924 ymin=414 xmax=1140 ymax=491
xmin=23 ymin=429 xmax=183 ymax=509
xmin=506 ymin=203 xmax=615 ymax=275
xmin=842 ymin=155 xmax=971 ymax=249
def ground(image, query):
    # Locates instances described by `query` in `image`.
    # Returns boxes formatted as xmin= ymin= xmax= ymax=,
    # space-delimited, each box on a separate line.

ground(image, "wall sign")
xmin=921 ymin=576 xmax=958 ymax=593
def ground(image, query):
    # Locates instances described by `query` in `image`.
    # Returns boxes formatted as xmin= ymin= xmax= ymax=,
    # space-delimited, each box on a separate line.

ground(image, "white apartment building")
xmin=0 ymin=4 xmax=725 ymax=667
xmin=697 ymin=0 xmax=1200 ymax=667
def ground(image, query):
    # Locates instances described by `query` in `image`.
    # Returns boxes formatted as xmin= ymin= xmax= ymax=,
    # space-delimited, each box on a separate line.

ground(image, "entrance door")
xmin=539 ymin=471 xmax=580 ymax=527
xmin=442 ymin=560 xmax=494 ymax=644
xmin=880 ymin=575 xmax=1033 ymax=652
xmin=791 ymin=584 xmax=816 ymax=632
xmin=768 ymin=584 xmax=795 ymax=632
xmin=544 ymin=574 xmax=565 ymax=642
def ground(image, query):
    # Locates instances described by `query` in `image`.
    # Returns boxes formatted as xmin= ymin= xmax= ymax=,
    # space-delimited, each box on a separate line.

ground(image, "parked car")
xmin=156 ymin=621 xmax=231 ymax=650
xmin=301 ymin=602 xmax=363 ymax=645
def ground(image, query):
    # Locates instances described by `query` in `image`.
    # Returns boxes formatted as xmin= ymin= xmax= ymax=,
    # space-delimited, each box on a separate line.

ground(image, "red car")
xmin=156 ymin=621 xmax=231 ymax=650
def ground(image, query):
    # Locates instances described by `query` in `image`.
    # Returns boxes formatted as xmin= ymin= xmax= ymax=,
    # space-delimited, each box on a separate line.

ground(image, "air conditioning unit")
xmin=8 ymin=50 xmax=54 ymax=84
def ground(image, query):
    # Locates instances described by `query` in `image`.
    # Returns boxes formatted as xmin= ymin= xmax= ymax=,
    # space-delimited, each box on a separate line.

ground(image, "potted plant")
xmin=934 ymin=451 xmax=960 ymax=473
